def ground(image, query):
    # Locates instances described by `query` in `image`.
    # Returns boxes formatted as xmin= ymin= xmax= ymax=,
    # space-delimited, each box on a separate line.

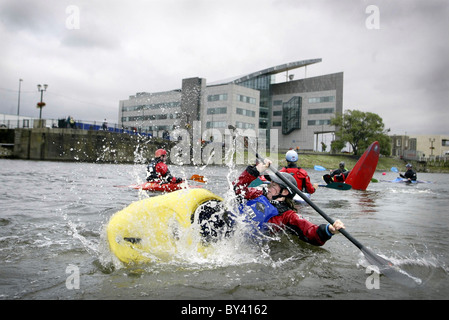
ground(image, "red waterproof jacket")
xmin=233 ymin=166 xmax=332 ymax=246
xmin=280 ymin=164 xmax=316 ymax=194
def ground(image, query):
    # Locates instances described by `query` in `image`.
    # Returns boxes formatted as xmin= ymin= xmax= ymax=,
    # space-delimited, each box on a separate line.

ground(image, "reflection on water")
xmin=0 ymin=159 xmax=448 ymax=300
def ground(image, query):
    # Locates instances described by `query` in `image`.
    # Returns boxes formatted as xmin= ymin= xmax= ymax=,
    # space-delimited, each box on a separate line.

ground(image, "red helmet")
xmin=155 ymin=149 xmax=167 ymax=158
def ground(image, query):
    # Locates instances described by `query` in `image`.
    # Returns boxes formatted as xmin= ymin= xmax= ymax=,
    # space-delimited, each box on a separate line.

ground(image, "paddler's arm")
xmin=233 ymin=159 xmax=271 ymax=198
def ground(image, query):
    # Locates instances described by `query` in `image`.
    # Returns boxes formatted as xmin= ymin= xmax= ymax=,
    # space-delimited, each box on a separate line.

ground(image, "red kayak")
xmin=126 ymin=181 xmax=202 ymax=192
xmin=345 ymin=141 xmax=380 ymax=190
xmin=114 ymin=175 xmax=206 ymax=192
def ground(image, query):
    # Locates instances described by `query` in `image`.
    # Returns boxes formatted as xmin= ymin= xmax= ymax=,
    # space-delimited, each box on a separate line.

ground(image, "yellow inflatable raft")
xmin=107 ymin=188 xmax=223 ymax=264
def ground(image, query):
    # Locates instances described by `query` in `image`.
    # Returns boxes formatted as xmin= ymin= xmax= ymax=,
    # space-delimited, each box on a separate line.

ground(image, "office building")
xmin=119 ymin=59 xmax=343 ymax=151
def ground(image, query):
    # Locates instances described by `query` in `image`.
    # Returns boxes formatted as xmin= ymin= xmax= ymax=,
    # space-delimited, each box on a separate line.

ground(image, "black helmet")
xmin=264 ymin=172 xmax=297 ymax=198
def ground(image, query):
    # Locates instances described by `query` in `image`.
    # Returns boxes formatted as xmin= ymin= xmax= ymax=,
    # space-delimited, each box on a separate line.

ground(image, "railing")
xmin=0 ymin=117 xmax=157 ymax=138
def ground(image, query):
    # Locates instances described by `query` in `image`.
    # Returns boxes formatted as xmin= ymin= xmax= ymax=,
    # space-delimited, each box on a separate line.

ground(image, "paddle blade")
xmin=325 ymin=182 xmax=352 ymax=190
xmin=391 ymin=167 xmax=399 ymax=173
xmin=361 ymin=247 xmax=422 ymax=288
xmin=314 ymin=165 xmax=326 ymax=171
xmin=189 ymin=174 xmax=207 ymax=183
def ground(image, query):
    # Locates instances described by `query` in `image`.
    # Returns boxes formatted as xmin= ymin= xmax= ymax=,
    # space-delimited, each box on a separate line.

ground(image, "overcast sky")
xmin=1 ymin=0 xmax=448 ymax=135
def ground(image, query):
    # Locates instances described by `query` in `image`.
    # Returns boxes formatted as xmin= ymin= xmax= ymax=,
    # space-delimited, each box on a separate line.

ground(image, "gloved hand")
xmin=172 ymin=177 xmax=184 ymax=183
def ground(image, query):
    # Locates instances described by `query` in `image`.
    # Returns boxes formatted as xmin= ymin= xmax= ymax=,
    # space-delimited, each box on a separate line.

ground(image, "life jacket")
xmin=331 ymin=168 xmax=348 ymax=182
xmin=241 ymin=196 xmax=279 ymax=231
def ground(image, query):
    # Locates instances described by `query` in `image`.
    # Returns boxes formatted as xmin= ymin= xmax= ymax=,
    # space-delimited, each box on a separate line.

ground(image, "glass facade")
xmin=282 ymin=96 xmax=302 ymax=135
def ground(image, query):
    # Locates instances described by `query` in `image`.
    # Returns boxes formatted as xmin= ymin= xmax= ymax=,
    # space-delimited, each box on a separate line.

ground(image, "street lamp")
xmin=37 ymin=84 xmax=48 ymax=126
xmin=17 ymin=79 xmax=23 ymax=128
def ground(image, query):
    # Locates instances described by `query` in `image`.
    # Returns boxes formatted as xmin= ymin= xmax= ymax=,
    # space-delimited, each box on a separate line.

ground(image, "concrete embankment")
xmin=0 ymin=128 xmax=174 ymax=163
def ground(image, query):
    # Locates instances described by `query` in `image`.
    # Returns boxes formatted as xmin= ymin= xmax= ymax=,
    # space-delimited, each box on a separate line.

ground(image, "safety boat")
xmin=107 ymin=189 xmax=223 ymax=264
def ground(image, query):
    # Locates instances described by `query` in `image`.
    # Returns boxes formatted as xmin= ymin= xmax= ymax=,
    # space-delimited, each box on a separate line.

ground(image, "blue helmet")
xmin=286 ymin=150 xmax=298 ymax=162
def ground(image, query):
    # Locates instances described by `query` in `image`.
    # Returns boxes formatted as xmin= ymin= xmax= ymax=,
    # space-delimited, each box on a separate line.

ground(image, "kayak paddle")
xmin=319 ymin=182 xmax=352 ymax=190
xmin=391 ymin=167 xmax=399 ymax=173
xmin=314 ymin=165 xmax=327 ymax=171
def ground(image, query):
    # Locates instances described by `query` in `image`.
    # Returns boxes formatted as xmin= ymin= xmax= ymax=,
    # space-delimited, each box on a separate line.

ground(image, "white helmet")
xmin=286 ymin=150 xmax=298 ymax=162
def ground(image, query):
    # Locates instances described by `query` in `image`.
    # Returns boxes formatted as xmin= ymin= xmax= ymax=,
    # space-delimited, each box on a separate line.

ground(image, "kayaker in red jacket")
xmin=233 ymin=159 xmax=345 ymax=246
xmin=280 ymin=150 xmax=317 ymax=194
xmin=146 ymin=149 xmax=184 ymax=184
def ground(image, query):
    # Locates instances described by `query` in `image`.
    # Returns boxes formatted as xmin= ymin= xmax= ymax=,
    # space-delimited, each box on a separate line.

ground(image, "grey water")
xmin=0 ymin=158 xmax=448 ymax=300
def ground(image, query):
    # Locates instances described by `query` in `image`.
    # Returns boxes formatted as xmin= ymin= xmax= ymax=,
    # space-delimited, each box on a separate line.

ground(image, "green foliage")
xmin=331 ymin=109 xmax=391 ymax=156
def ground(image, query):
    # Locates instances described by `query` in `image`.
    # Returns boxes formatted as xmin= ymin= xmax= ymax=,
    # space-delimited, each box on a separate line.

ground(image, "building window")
xmin=272 ymin=121 xmax=282 ymax=127
xmin=308 ymin=120 xmax=331 ymax=126
xmin=236 ymin=108 xmax=256 ymax=117
xmin=236 ymin=94 xmax=256 ymax=105
xmin=308 ymin=96 xmax=335 ymax=103
xmin=121 ymin=101 xmax=180 ymax=113
xmin=206 ymin=121 xmax=227 ymax=128
xmin=273 ymin=100 xmax=283 ymax=106
xmin=308 ymin=108 xmax=334 ymax=114
xmin=236 ymin=121 xmax=255 ymax=129
xmin=208 ymin=93 xmax=228 ymax=101
xmin=207 ymin=107 xmax=227 ymax=115
xmin=273 ymin=110 xmax=282 ymax=116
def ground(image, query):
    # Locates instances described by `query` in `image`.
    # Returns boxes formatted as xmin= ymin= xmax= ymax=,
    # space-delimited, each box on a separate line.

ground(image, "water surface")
xmin=1 ymin=159 xmax=448 ymax=300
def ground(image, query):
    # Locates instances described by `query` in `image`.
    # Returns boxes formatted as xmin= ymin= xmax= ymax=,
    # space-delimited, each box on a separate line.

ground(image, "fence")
xmin=0 ymin=116 xmax=157 ymax=138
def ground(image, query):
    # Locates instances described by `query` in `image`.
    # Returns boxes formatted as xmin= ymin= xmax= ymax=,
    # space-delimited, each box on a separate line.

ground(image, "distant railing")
xmin=0 ymin=117 xmax=159 ymax=138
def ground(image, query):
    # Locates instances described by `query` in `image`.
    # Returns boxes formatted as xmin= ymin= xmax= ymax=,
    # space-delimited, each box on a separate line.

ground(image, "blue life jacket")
xmin=243 ymin=196 xmax=279 ymax=231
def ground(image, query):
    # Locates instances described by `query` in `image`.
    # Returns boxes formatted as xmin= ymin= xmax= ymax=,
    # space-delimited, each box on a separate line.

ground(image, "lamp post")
xmin=17 ymin=79 xmax=23 ymax=128
xmin=37 ymin=84 xmax=48 ymax=128
xmin=429 ymin=138 xmax=435 ymax=156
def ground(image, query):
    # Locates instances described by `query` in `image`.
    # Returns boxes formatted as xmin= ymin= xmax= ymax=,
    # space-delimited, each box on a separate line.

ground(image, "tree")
xmin=331 ymin=109 xmax=391 ymax=156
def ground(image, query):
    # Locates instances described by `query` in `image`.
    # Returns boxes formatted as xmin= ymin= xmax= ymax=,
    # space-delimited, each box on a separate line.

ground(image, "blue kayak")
xmin=383 ymin=177 xmax=431 ymax=184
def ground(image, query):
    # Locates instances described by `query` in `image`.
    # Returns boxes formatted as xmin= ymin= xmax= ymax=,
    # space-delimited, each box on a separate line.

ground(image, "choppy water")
xmin=1 ymin=158 xmax=448 ymax=301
